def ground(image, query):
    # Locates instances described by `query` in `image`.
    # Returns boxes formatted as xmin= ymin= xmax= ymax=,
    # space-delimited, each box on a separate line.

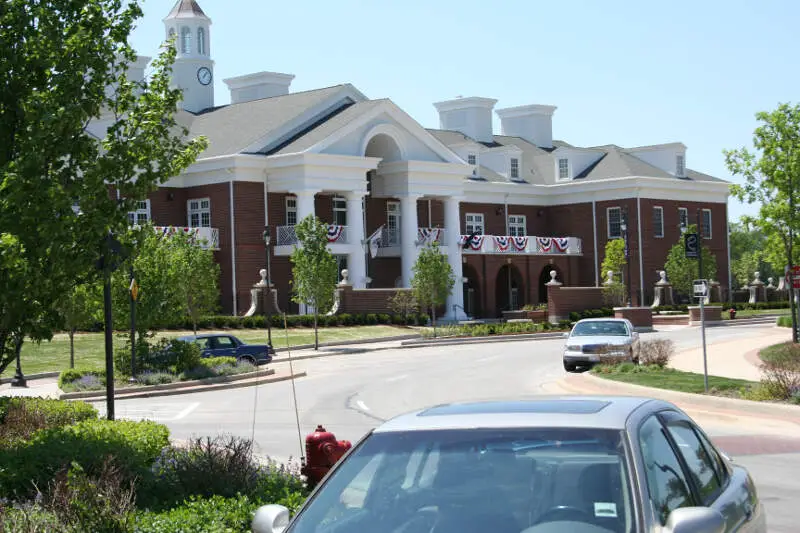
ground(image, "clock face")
xmin=197 ymin=67 xmax=212 ymax=86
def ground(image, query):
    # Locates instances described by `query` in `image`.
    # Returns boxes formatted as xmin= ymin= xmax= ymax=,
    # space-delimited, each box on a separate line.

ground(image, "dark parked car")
xmin=252 ymin=396 xmax=766 ymax=533
xmin=176 ymin=333 xmax=273 ymax=365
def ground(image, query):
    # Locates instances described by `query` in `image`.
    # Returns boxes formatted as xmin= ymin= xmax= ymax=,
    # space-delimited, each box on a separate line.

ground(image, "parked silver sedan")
xmin=253 ymin=396 xmax=766 ymax=533
xmin=563 ymin=318 xmax=640 ymax=372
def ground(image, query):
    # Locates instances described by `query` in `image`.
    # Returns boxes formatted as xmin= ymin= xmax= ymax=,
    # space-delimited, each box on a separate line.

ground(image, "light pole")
xmin=621 ymin=208 xmax=632 ymax=307
xmin=10 ymin=335 xmax=26 ymax=388
xmin=262 ymin=226 xmax=273 ymax=350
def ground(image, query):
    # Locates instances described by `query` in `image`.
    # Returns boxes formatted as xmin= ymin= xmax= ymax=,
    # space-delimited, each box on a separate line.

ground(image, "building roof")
xmin=574 ymin=145 xmax=726 ymax=183
xmin=373 ymin=397 xmax=667 ymax=433
xmin=166 ymin=0 xmax=208 ymax=18
xmin=184 ymin=85 xmax=350 ymax=158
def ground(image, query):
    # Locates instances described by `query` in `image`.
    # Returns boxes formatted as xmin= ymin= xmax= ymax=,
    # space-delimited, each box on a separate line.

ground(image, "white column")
xmin=293 ymin=190 xmax=316 ymax=223
xmin=345 ymin=190 xmax=367 ymax=288
xmin=443 ymin=196 xmax=468 ymax=320
xmin=400 ymin=194 xmax=420 ymax=288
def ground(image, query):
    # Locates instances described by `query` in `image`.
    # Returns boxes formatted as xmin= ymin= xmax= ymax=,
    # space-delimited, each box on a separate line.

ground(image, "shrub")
xmin=58 ymin=367 xmax=105 ymax=389
xmin=136 ymin=372 xmax=175 ymax=386
xmin=777 ymin=316 xmax=792 ymax=328
xmin=134 ymin=494 xmax=266 ymax=532
xmin=638 ymin=339 xmax=676 ymax=368
xmin=198 ymin=356 xmax=237 ymax=368
xmin=0 ymin=398 xmax=98 ymax=445
xmin=0 ymin=419 xmax=170 ymax=499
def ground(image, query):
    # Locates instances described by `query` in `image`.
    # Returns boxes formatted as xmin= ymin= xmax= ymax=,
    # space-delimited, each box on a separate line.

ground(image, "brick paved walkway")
xmin=711 ymin=435 xmax=800 ymax=456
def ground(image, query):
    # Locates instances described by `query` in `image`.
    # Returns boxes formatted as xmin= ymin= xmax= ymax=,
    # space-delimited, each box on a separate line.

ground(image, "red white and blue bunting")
xmin=154 ymin=226 xmax=200 ymax=242
xmin=494 ymin=236 xmax=511 ymax=252
xmin=459 ymin=234 xmax=484 ymax=250
xmin=536 ymin=237 xmax=552 ymax=252
xmin=326 ymin=225 xmax=344 ymax=243
xmin=417 ymin=228 xmax=441 ymax=245
xmin=512 ymin=236 xmax=528 ymax=252
xmin=554 ymin=237 xmax=570 ymax=253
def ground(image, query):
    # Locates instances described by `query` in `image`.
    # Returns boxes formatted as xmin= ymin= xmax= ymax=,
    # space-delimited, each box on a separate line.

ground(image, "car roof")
xmin=574 ymin=318 xmax=629 ymax=323
xmin=373 ymin=396 xmax=671 ymax=433
xmin=176 ymin=333 xmax=228 ymax=341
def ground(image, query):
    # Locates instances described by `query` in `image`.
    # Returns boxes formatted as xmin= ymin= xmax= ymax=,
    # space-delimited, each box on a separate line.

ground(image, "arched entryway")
xmin=538 ymin=265 xmax=561 ymax=303
xmin=462 ymin=263 xmax=481 ymax=317
xmin=496 ymin=264 xmax=524 ymax=313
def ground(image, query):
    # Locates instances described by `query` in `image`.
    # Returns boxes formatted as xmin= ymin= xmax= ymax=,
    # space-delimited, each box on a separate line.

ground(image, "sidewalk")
xmin=668 ymin=326 xmax=791 ymax=381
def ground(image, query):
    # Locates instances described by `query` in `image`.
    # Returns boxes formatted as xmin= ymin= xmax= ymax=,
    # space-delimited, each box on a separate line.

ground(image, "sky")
xmin=128 ymin=0 xmax=800 ymax=223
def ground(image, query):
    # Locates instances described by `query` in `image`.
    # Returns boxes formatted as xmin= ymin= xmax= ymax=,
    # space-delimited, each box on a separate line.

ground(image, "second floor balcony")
xmin=460 ymin=235 xmax=582 ymax=255
xmin=153 ymin=226 xmax=220 ymax=250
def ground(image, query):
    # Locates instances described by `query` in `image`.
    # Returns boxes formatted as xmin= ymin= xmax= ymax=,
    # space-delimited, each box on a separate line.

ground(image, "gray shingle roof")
xmin=185 ymin=85 xmax=350 ymax=159
xmin=167 ymin=0 xmax=208 ymax=18
xmin=425 ymin=128 xmax=475 ymax=146
xmin=272 ymin=99 xmax=387 ymax=155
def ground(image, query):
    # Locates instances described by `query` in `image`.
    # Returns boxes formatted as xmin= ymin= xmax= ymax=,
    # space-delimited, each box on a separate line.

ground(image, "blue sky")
xmin=129 ymin=0 xmax=799 ymax=222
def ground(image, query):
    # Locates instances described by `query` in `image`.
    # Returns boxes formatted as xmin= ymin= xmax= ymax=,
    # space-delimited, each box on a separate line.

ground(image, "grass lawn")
xmin=6 ymin=325 xmax=415 ymax=377
xmin=724 ymin=308 xmax=791 ymax=319
xmin=759 ymin=341 xmax=800 ymax=365
xmin=591 ymin=365 xmax=757 ymax=396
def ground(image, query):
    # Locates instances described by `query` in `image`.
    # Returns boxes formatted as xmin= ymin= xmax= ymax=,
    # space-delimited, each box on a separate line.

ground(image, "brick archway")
xmin=496 ymin=263 xmax=524 ymax=313
xmin=462 ymin=263 xmax=481 ymax=317
xmin=538 ymin=265 xmax=562 ymax=303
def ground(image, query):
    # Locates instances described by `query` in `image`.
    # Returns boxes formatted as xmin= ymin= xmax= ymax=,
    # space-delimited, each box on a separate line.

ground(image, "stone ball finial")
xmin=259 ymin=269 xmax=267 ymax=283
xmin=768 ymin=276 xmax=775 ymax=288
xmin=340 ymin=269 xmax=350 ymax=286
xmin=754 ymin=271 xmax=761 ymax=282
xmin=604 ymin=270 xmax=615 ymax=285
xmin=659 ymin=270 xmax=667 ymax=283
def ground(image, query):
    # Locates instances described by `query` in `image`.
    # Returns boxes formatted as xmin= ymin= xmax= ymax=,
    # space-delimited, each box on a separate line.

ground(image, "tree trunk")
xmin=193 ymin=317 xmax=198 ymax=337
xmin=314 ymin=311 xmax=319 ymax=350
xmin=789 ymin=227 xmax=798 ymax=344
xmin=432 ymin=305 xmax=437 ymax=338
xmin=69 ymin=328 xmax=75 ymax=369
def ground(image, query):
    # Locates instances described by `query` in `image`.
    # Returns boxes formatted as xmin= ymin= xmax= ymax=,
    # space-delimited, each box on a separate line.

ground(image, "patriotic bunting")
xmin=326 ymin=225 xmax=344 ymax=243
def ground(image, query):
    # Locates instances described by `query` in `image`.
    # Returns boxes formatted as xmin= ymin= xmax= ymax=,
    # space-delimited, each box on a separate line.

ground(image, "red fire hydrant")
xmin=729 ymin=308 xmax=737 ymax=319
xmin=301 ymin=425 xmax=352 ymax=490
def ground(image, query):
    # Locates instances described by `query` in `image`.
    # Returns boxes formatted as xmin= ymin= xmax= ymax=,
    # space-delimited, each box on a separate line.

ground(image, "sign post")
xmin=693 ymin=279 xmax=709 ymax=393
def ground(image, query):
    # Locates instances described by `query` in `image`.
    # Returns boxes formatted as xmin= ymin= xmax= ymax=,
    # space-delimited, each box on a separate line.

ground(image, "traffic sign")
xmin=693 ymin=279 xmax=708 ymax=298
xmin=129 ymin=278 xmax=139 ymax=301
xmin=684 ymin=233 xmax=699 ymax=259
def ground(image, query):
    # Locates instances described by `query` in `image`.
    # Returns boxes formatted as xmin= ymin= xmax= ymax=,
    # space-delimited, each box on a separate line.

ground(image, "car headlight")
xmin=566 ymin=345 xmax=582 ymax=351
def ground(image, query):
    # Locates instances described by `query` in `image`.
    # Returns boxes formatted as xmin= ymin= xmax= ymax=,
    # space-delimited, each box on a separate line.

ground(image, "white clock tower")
xmin=164 ymin=0 xmax=214 ymax=114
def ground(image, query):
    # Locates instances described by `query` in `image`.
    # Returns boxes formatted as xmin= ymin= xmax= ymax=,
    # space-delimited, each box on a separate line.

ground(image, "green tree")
xmin=411 ymin=242 xmax=455 ymax=333
xmin=724 ymin=102 xmax=800 ymax=342
xmin=112 ymin=226 xmax=220 ymax=337
xmin=0 ymin=1 xmax=207 ymax=375
xmin=388 ymin=291 xmax=419 ymax=322
xmin=664 ymin=224 xmax=718 ymax=300
xmin=56 ymin=282 xmax=102 ymax=369
xmin=729 ymin=220 xmax=776 ymax=288
xmin=290 ymin=215 xmax=338 ymax=350
xmin=600 ymin=238 xmax=627 ymax=306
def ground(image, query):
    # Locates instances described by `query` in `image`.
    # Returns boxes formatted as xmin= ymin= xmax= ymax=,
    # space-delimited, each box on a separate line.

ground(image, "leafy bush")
xmin=569 ymin=308 xmax=615 ymax=321
xmin=133 ymin=494 xmax=266 ymax=533
xmin=0 ymin=419 xmax=170 ymax=499
xmin=58 ymin=367 xmax=106 ymax=389
xmin=0 ymin=398 xmax=98 ymax=446
xmin=136 ymin=372 xmax=176 ymax=386
xmin=756 ymin=343 xmax=800 ymax=400
xmin=197 ymin=356 xmax=237 ymax=368
xmin=777 ymin=316 xmax=792 ymax=328
xmin=638 ymin=339 xmax=675 ymax=368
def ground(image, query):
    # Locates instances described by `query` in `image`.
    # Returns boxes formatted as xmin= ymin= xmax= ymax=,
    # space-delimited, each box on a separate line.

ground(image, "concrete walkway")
xmin=668 ymin=326 xmax=792 ymax=381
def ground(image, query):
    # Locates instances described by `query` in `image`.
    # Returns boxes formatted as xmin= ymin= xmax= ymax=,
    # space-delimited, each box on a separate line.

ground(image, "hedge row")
xmin=654 ymin=301 xmax=794 ymax=314
xmin=569 ymin=308 xmax=615 ymax=321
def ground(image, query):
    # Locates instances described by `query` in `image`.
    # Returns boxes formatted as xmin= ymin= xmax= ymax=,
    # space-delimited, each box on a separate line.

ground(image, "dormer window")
xmin=467 ymin=153 xmax=477 ymax=176
xmin=510 ymin=158 xmax=520 ymax=179
xmin=180 ymin=27 xmax=191 ymax=54
xmin=676 ymin=154 xmax=686 ymax=177
xmin=558 ymin=158 xmax=570 ymax=180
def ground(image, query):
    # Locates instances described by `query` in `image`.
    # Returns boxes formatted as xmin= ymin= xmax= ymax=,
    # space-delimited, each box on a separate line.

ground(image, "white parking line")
xmin=476 ymin=355 xmax=500 ymax=363
xmin=356 ymin=400 xmax=371 ymax=412
xmin=385 ymin=374 xmax=408 ymax=383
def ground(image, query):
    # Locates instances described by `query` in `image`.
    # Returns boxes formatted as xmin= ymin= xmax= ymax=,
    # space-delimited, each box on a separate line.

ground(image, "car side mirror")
xmin=252 ymin=504 xmax=290 ymax=533
xmin=562 ymin=332 xmax=569 ymax=339
xmin=664 ymin=507 xmax=725 ymax=533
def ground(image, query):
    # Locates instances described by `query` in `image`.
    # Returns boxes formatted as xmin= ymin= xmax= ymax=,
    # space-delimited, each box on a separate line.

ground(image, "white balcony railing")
xmin=276 ymin=225 xmax=350 ymax=247
xmin=153 ymin=226 xmax=220 ymax=250
xmin=460 ymin=235 xmax=582 ymax=255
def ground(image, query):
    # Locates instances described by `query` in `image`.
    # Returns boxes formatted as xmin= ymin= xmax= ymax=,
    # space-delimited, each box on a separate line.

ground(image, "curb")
xmin=271 ymin=345 xmax=396 ymax=363
xmin=555 ymin=372 xmax=800 ymax=422
xmin=0 ymin=371 xmax=60 ymax=385
xmin=400 ymin=331 xmax=567 ymax=348
xmin=64 ymin=371 xmax=307 ymax=402
xmin=59 ymin=368 xmax=277 ymax=400
xmin=272 ymin=333 xmax=420 ymax=353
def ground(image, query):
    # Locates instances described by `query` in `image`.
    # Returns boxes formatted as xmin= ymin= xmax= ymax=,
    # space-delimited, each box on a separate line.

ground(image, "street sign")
xmin=129 ymin=278 xmax=139 ymax=301
xmin=693 ymin=279 xmax=708 ymax=298
xmin=684 ymin=233 xmax=699 ymax=259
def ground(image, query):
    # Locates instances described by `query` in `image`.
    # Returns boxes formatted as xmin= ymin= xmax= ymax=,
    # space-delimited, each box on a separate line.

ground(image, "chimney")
xmin=223 ymin=71 xmax=295 ymax=104
xmin=495 ymin=104 xmax=557 ymax=148
xmin=433 ymin=96 xmax=498 ymax=143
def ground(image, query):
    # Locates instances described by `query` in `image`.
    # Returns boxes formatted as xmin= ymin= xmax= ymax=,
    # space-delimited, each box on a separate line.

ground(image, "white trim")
xmin=229 ymin=180 xmax=237 ymax=316
xmin=359 ymin=123 xmax=408 ymax=161
xmin=187 ymin=197 xmax=211 ymax=228
xmin=592 ymin=200 xmax=599 ymax=286
xmin=652 ymin=205 xmax=664 ymax=238
xmin=557 ymin=157 xmax=571 ymax=181
xmin=509 ymin=157 xmax=520 ymax=179
xmin=607 ymin=206 xmax=622 ymax=239
xmin=702 ymin=208 xmax=713 ymax=239
xmin=636 ymin=195 xmax=644 ymax=306
xmin=678 ymin=207 xmax=688 ymax=231
xmin=626 ymin=142 xmax=687 ymax=152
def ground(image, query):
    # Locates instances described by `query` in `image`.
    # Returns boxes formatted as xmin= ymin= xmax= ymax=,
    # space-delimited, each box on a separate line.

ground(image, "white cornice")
xmin=495 ymin=104 xmax=557 ymax=119
xmin=264 ymin=152 xmax=382 ymax=171
xmin=433 ymin=97 xmax=498 ymax=112
xmin=626 ymin=142 xmax=687 ymax=152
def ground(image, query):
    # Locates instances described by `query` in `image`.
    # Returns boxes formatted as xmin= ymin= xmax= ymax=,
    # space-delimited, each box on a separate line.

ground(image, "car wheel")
xmin=238 ymin=355 xmax=257 ymax=366
xmin=563 ymin=362 xmax=577 ymax=372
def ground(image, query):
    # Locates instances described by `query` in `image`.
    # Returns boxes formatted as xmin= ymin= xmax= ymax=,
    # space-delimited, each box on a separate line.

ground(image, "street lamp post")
xmin=10 ymin=335 xmax=26 ymax=388
xmin=262 ymin=226 xmax=273 ymax=350
xmin=621 ymin=208 xmax=632 ymax=307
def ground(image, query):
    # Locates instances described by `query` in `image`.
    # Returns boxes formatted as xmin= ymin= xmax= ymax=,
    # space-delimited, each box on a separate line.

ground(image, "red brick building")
xmin=116 ymin=1 xmax=731 ymax=319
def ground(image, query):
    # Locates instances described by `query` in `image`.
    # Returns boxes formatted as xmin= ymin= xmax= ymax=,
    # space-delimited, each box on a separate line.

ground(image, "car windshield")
xmin=288 ymin=427 xmax=634 ymax=533
xmin=571 ymin=321 xmax=629 ymax=337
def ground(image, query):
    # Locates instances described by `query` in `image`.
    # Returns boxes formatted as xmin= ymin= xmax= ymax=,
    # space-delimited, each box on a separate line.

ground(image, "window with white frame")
xmin=607 ymin=207 xmax=622 ymax=239
xmin=508 ymin=215 xmax=526 ymax=236
xmin=332 ymin=195 xmax=347 ymax=226
xmin=678 ymin=207 xmax=688 ymax=231
xmin=467 ymin=153 xmax=477 ymax=176
xmin=188 ymin=198 xmax=211 ymax=228
xmin=510 ymin=158 xmax=520 ymax=179
xmin=197 ymin=27 xmax=206 ymax=55
xmin=180 ymin=27 xmax=191 ymax=54
xmin=465 ymin=213 xmax=484 ymax=235
xmin=286 ymin=196 xmax=297 ymax=226
xmin=558 ymin=158 xmax=570 ymax=180
xmin=676 ymin=154 xmax=686 ymax=177
xmin=127 ymin=200 xmax=150 ymax=225
xmin=653 ymin=206 xmax=664 ymax=238
xmin=702 ymin=209 xmax=712 ymax=239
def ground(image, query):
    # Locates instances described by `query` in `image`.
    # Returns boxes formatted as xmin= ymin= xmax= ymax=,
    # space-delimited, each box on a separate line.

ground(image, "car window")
xmin=696 ymin=429 xmax=730 ymax=483
xmin=212 ymin=336 xmax=236 ymax=349
xmin=571 ymin=321 xmax=629 ymax=337
xmin=638 ymin=415 xmax=694 ymax=525
xmin=664 ymin=420 xmax=723 ymax=504
xmin=193 ymin=338 xmax=210 ymax=350
xmin=289 ymin=427 xmax=634 ymax=533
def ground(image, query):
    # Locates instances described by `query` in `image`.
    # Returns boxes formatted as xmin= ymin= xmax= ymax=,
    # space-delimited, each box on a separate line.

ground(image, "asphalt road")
xmin=92 ymin=323 xmax=798 ymax=532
